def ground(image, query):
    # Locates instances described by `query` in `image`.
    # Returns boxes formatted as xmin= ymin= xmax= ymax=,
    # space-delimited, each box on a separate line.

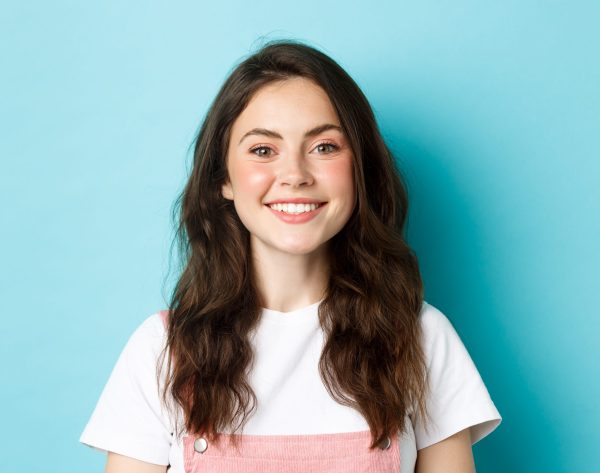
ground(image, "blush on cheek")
xmin=323 ymin=157 xmax=354 ymax=192
xmin=234 ymin=166 xmax=273 ymax=195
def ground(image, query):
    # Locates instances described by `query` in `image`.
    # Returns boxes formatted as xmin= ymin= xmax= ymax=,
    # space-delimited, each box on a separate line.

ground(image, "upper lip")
xmin=264 ymin=198 xmax=326 ymax=205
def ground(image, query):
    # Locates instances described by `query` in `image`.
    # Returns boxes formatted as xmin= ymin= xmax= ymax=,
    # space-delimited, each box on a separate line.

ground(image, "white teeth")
xmin=268 ymin=203 xmax=320 ymax=214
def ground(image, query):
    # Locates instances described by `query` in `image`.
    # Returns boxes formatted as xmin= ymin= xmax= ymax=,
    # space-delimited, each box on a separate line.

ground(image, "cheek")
xmin=322 ymin=158 xmax=355 ymax=200
xmin=231 ymin=164 xmax=273 ymax=196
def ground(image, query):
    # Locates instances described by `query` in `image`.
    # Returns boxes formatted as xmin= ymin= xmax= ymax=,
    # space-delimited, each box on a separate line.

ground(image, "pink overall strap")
xmin=158 ymin=309 xmax=169 ymax=329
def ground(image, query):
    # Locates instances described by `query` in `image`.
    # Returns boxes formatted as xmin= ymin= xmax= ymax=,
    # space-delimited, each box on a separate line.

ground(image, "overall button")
xmin=194 ymin=437 xmax=208 ymax=453
xmin=377 ymin=436 xmax=391 ymax=450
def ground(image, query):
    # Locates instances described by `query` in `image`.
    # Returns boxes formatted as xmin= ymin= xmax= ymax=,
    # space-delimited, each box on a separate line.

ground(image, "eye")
xmin=314 ymin=142 xmax=339 ymax=154
xmin=249 ymin=145 xmax=275 ymax=158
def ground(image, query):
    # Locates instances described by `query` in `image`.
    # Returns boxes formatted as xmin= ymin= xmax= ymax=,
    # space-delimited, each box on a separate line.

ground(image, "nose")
xmin=277 ymin=151 xmax=314 ymax=188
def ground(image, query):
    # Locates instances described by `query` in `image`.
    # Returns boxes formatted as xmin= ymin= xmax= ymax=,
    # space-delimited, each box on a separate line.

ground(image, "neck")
xmin=251 ymin=241 xmax=329 ymax=313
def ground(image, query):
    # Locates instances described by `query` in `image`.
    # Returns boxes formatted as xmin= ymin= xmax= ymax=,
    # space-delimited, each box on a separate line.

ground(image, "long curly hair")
xmin=160 ymin=39 xmax=430 ymax=450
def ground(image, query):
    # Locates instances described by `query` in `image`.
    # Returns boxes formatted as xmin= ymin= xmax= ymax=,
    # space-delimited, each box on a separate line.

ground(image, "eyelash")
xmin=249 ymin=141 xmax=339 ymax=157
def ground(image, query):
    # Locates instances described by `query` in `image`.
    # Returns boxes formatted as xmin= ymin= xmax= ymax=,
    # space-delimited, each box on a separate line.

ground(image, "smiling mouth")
xmin=266 ymin=202 xmax=326 ymax=215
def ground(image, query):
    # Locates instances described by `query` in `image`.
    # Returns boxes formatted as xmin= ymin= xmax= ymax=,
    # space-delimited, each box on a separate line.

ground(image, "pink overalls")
xmin=182 ymin=430 xmax=400 ymax=472
xmin=159 ymin=311 xmax=401 ymax=472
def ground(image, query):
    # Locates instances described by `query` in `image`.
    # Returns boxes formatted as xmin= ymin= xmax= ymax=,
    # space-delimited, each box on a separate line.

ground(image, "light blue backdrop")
xmin=1 ymin=1 xmax=598 ymax=472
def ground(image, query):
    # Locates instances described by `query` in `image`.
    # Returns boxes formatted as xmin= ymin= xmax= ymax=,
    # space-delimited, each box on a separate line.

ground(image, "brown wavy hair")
xmin=160 ymin=38 xmax=430 ymax=450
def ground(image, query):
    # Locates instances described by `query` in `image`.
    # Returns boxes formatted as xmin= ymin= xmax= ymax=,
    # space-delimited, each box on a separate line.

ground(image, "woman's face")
xmin=222 ymin=77 xmax=355 ymax=258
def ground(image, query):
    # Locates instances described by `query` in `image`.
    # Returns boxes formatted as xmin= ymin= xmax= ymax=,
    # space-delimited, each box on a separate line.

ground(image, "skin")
xmin=104 ymin=77 xmax=477 ymax=472
xmin=105 ymin=453 xmax=165 ymax=473
xmin=222 ymin=77 xmax=356 ymax=312
xmin=415 ymin=428 xmax=476 ymax=473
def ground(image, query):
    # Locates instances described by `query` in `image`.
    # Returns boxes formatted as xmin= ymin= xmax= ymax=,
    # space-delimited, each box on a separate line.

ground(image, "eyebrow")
xmin=238 ymin=123 xmax=343 ymax=145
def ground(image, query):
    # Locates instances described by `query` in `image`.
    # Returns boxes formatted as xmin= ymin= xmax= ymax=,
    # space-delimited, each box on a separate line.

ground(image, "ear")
xmin=221 ymin=181 xmax=234 ymax=200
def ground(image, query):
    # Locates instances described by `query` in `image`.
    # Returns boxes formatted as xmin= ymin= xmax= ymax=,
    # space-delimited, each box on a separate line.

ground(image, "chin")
xmin=275 ymin=238 xmax=326 ymax=256
xmin=251 ymin=234 xmax=330 ymax=258
xmin=277 ymin=244 xmax=320 ymax=256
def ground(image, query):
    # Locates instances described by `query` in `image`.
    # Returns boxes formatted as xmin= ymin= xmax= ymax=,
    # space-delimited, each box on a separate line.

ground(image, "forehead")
xmin=231 ymin=77 xmax=341 ymax=135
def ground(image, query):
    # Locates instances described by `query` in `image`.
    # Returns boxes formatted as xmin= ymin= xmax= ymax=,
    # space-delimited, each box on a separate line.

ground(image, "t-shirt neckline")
xmin=260 ymin=299 xmax=323 ymax=324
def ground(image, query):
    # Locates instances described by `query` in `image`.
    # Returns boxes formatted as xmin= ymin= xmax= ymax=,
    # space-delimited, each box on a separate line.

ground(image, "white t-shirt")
xmin=80 ymin=301 xmax=502 ymax=472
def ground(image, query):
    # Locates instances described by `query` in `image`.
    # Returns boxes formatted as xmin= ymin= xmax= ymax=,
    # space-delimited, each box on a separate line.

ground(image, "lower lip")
xmin=265 ymin=203 xmax=327 ymax=224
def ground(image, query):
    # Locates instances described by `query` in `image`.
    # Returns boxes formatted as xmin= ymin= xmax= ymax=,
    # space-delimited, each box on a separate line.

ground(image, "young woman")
xmin=80 ymin=39 xmax=502 ymax=473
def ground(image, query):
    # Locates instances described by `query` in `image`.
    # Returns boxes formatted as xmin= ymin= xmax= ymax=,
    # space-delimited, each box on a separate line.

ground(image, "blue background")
xmin=1 ymin=1 xmax=598 ymax=472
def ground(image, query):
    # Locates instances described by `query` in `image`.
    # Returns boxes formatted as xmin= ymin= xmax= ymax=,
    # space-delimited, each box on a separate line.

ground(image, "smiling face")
xmin=222 ymin=77 xmax=355 ymax=260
